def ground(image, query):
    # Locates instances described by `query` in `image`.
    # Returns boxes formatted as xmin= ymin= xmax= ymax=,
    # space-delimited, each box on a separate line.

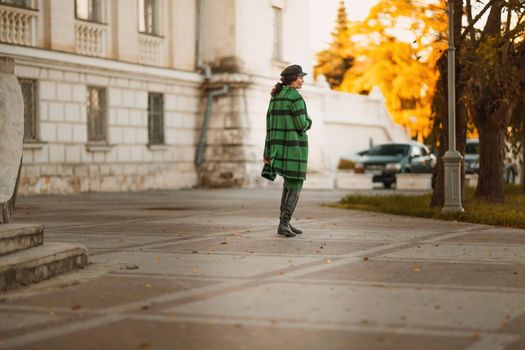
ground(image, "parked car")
xmin=355 ymin=142 xmax=436 ymax=188
xmin=465 ymin=138 xmax=479 ymax=174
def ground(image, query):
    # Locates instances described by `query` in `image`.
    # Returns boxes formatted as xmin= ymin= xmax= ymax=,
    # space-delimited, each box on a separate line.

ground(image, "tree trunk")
xmin=0 ymin=161 xmax=21 ymax=224
xmin=522 ymin=143 xmax=525 ymax=193
xmin=475 ymin=123 xmax=505 ymax=202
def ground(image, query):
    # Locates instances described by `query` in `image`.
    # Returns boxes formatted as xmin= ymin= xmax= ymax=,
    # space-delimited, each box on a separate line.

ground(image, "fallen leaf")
xmin=326 ymin=259 xmax=332 ymax=264
xmin=71 ymin=305 xmax=82 ymax=310
xmin=221 ymin=241 xmax=227 ymax=245
xmin=192 ymin=250 xmax=198 ymax=254
xmin=192 ymin=268 xmax=200 ymax=273
xmin=363 ymin=257 xmax=369 ymax=261
xmin=125 ymin=264 xmax=139 ymax=270
xmin=413 ymin=267 xmax=421 ymax=272
xmin=139 ymin=342 xmax=151 ymax=349
xmin=155 ymin=256 xmax=161 ymax=261
xmin=141 ymin=305 xmax=149 ymax=310
xmin=144 ymin=284 xmax=152 ymax=288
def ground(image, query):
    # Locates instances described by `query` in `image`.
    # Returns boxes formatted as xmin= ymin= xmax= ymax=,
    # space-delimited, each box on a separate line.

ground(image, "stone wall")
xmin=10 ymin=48 xmax=202 ymax=195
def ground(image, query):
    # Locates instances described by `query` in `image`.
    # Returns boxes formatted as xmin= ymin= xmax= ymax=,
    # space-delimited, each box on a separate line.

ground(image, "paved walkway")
xmin=1 ymin=189 xmax=525 ymax=350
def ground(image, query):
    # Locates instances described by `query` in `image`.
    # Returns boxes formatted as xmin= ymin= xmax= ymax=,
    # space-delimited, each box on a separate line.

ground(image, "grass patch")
xmin=331 ymin=185 xmax=525 ymax=229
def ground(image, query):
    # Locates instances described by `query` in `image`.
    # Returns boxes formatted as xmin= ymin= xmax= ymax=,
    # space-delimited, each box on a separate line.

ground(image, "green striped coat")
xmin=262 ymin=86 xmax=312 ymax=181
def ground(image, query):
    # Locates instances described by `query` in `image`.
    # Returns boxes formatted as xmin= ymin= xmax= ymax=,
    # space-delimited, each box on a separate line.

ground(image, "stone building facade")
xmin=0 ymin=0 xmax=409 ymax=194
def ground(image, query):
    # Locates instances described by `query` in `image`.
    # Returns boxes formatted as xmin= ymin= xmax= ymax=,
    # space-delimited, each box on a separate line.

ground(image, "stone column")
xmin=0 ymin=56 xmax=24 ymax=224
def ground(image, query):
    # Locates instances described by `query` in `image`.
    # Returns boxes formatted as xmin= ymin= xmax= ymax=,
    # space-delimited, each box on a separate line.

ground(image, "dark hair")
xmin=271 ymin=75 xmax=298 ymax=97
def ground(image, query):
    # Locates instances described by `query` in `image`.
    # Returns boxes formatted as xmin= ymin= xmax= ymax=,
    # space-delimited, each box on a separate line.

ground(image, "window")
xmin=86 ymin=86 xmax=107 ymax=142
xmin=272 ymin=6 xmax=283 ymax=60
xmin=411 ymin=146 xmax=423 ymax=157
xmin=76 ymin=0 xmax=103 ymax=22
xmin=18 ymin=78 xmax=38 ymax=141
xmin=0 ymin=0 xmax=33 ymax=8
xmin=148 ymin=93 xmax=164 ymax=145
xmin=138 ymin=0 xmax=159 ymax=35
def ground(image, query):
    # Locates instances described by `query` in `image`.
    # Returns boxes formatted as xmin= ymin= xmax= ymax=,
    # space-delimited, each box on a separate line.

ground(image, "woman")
xmin=262 ymin=64 xmax=312 ymax=237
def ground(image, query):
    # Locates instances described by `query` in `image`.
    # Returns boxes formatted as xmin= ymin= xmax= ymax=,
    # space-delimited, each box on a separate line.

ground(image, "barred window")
xmin=138 ymin=0 xmax=159 ymax=35
xmin=18 ymin=78 xmax=38 ymax=141
xmin=76 ymin=0 xmax=103 ymax=22
xmin=0 ymin=0 xmax=33 ymax=8
xmin=148 ymin=92 xmax=164 ymax=145
xmin=86 ymin=86 xmax=107 ymax=142
xmin=272 ymin=6 xmax=283 ymax=60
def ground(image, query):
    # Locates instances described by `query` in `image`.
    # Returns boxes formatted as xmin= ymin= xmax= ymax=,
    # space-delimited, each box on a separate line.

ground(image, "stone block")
xmin=135 ymin=91 xmax=148 ymax=109
xmin=64 ymin=72 xmax=80 ymax=82
xmin=39 ymin=122 xmax=56 ymax=142
xmin=64 ymin=103 xmax=81 ymax=122
xmin=33 ymin=145 xmax=49 ymax=163
xmin=79 ymin=105 xmax=87 ymax=123
xmin=108 ymin=88 xmax=122 ymax=107
xmin=93 ymin=152 xmax=105 ymax=163
xmin=115 ymin=78 xmax=130 ymax=88
xmin=48 ymin=102 xmax=64 ymax=121
xmin=21 ymin=164 xmax=40 ymax=177
xmin=99 ymin=164 xmax=111 ymax=175
xmin=49 ymin=144 xmax=65 ymax=163
xmin=65 ymin=145 xmax=81 ymax=163
xmin=129 ymin=146 xmax=144 ymax=162
xmin=39 ymin=81 xmax=56 ymax=101
xmin=56 ymin=123 xmax=73 ymax=142
xmin=22 ymin=149 xmax=33 ymax=163
xmin=40 ymin=164 xmax=57 ymax=176
xmin=62 ymin=165 xmax=74 ymax=176
xmin=72 ymin=124 xmax=86 ymax=143
xmin=147 ymin=82 xmax=166 ymax=93
xmin=165 ymin=94 xmax=177 ymax=111
xmin=123 ymin=127 xmax=136 ymax=143
xmin=86 ymin=74 xmax=110 ymax=86
xmin=0 ymin=242 xmax=88 ymax=291
xmin=56 ymin=83 xmax=72 ymax=101
xmin=72 ymin=84 xmax=85 ymax=102
xmin=15 ymin=65 xmax=40 ymax=79
xmin=109 ymin=127 xmax=123 ymax=144
xmin=48 ymin=69 xmax=64 ymax=80
xmin=336 ymin=172 xmax=373 ymax=190
xmin=130 ymin=80 xmax=145 ymax=89
xmin=74 ymin=165 xmax=88 ymax=177
xmin=395 ymin=174 xmax=432 ymax=191
xmin=129 ymin=110 xmax=142 ymax=126
xmin=117 ymin=109 xmax=130 ymax=126
xmin=104 ymin=148 xmax=117 ymax=162
xmin=117 ymin=145 xmax=131 ymax=162
xmin=39 ymin=101 xmax=49 ymax=121
xmin=80 ymin=148 xmax=93 ymax=163
xmin=122 ymin=90 xmax=136 ymax=108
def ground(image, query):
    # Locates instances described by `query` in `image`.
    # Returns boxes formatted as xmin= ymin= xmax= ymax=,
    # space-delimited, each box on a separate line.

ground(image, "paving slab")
xmin=0 ymin=188 xmax=524 ymax=350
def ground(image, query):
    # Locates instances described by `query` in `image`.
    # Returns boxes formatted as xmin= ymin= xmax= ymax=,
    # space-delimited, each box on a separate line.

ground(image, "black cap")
xmin=280 ymin=64 xmax=307 ymax=77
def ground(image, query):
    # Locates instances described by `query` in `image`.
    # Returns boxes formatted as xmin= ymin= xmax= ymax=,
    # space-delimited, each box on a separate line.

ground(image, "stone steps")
xmin=0 ymin=224 xmax=43 ymax=256
xmin=0 ymin=224 xmax=88 ymax=291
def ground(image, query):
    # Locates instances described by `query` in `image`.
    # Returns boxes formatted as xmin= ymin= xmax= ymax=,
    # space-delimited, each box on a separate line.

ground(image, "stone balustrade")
xmin=0 ymin=4 xmax=37 ymax=47
xmin=75 ymin=20 xmax=106 ymax=57
xmin=138 ymin=33 xmax=164 ymax=66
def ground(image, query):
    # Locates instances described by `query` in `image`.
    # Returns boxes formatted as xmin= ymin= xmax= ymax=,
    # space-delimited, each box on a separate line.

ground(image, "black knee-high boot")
xmin=278 ymin=188 xmax=301 ymax=237
xmin=279 ymin=187 xmax=302 ymax=234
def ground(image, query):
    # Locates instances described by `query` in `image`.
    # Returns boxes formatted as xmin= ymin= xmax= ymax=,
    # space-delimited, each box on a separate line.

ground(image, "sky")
xmin=310 ymin=0 xmax=379 ymax=52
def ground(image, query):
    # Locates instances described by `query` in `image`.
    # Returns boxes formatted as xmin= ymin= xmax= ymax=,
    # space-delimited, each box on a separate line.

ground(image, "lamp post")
xmin=442 ymin=0 xmax=464 ymax=213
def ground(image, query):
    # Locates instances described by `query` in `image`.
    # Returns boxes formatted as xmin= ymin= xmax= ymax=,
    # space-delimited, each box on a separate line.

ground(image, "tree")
xmin=460 ymin=0 xmax=525 ymax=202
xmin=314 ymin=0 xmax=355 ymax=89
xmin=337 ymin=0 xmax=447 ymax=139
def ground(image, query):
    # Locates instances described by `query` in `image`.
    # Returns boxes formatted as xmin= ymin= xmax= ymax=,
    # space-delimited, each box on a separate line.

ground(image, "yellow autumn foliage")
xmin=317 ymin=0 xmax=448 ymax=140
